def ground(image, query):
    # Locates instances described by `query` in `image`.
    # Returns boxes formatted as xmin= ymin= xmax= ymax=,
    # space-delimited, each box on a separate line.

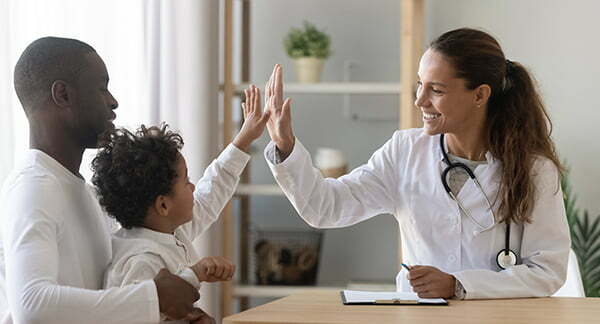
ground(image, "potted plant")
xmin=562 ymin=167 xmax=600 ymax=297
xmin=284 ymin=21 xmax=331 ymax=83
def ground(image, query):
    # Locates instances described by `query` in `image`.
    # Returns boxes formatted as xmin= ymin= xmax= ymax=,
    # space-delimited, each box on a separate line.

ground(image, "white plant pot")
xmin=293 ymin=57 xmax=325 ymax=83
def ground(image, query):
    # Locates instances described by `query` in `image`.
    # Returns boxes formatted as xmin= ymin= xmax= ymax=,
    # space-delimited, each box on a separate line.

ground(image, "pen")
xmin=401 ymin=263 xmax=411 ymax=271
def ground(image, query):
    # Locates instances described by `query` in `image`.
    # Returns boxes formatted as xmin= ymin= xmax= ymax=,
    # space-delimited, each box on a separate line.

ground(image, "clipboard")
xmin=340 ymin=290 xmax=448 ymax=306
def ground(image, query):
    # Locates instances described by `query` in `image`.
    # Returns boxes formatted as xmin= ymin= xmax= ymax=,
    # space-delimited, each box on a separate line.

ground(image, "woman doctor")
xmin=259 ymin=28 xmax=570 ymax=299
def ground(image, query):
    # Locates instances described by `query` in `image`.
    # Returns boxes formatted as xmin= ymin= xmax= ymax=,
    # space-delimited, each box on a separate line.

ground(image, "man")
xmin=0 ymin=37 xmax=212 ymax=323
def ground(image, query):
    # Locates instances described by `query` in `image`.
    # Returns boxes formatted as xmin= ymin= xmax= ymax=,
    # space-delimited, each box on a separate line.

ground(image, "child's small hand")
xmin=232 ymin=85 xmax=271 ymax=152
xmin=191 ymin=256 xmax=235 ymax=282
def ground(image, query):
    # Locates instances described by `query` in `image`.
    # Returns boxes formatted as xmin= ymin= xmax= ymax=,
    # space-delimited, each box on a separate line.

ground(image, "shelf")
xmin=232 ymin=284 xmax=345 ymax=298
xmin=220 ymin=82 xmax=402 ymax=95
xmin=234 ymin=184 xmax=285 ymax=196
xmin=232 ymin=280 xmax=395 ymax=298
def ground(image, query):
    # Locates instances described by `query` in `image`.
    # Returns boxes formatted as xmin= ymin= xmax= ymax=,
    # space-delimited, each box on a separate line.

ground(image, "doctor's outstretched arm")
xmin=263 ymin=64 xmax=399 ymax=229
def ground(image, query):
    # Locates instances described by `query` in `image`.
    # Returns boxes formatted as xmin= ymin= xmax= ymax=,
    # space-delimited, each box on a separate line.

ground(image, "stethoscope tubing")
xmin=439 ymin=133 xmax=518 ymax=269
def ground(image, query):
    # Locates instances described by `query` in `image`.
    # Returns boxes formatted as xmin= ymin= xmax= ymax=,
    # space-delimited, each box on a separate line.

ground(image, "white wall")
xmin=426 ymin=0 xmax=600 ymax=217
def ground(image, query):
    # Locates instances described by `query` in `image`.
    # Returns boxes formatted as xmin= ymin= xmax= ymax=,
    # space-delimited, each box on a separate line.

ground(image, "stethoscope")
xmin=439 ymin=133 xmax=518 ymax=270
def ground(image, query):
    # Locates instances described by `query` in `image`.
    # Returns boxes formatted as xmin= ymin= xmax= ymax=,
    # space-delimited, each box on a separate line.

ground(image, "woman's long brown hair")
xmin=430 ymin=28 xmax=562 ymax=224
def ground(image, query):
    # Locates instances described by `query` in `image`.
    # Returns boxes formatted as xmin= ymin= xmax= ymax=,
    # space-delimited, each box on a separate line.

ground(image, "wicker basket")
xmin=253 ymin=229 xmax=323 ymax=285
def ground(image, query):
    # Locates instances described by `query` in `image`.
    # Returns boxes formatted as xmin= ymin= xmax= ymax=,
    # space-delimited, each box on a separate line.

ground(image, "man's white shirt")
xmin=0 ymin=149 xmax=159 ymax=324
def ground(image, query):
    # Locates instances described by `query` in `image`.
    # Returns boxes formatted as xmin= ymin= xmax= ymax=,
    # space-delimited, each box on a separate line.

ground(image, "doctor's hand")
xmin=407 ymin=265 xmax=456 ymax=299
xmin=265 ymin=64 xmax=295 ymax=160
xmin=233 ymin=85 xmax=271 ymax=153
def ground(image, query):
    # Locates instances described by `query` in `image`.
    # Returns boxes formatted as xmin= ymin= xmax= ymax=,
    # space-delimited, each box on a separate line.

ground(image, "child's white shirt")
xmin=105 ymin=226 xmax=202 ymax=289
xmin=104 ymin=143 xmax=250 ymax=321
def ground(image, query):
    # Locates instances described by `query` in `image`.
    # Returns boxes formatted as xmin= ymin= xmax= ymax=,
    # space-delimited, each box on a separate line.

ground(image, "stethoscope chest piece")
xmin=496 ymin=249 xmax=518 ymax=270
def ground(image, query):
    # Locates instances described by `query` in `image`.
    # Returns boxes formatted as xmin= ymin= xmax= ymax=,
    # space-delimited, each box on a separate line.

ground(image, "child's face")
xmin=168 ymin=153 xmax=195 ymax=226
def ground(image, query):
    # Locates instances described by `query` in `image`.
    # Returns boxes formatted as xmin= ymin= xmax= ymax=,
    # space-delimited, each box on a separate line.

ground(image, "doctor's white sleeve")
xmin=180 ymin=143 xmax=250 ymax=240
xmin=452 ymin=159 xmax=571 ymax=299
xmin=264 ymin=136 xmax=400 ymax=229
xmin=2 ymin=178 xmax=160 ymax=324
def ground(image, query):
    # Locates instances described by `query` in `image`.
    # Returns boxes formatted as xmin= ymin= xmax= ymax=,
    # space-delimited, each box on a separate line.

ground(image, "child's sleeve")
xmin=176 ymin=267 xmax=202 ymax=289
xmin=113 ymin=255 xmax=201 ymax=322
xmin=114 ymin=254 xmax=202 ymax=290
xmin=181 ymin=143 xmax=250 ymax=239
xmin=117 ymin=254 xmax=167 ymax=287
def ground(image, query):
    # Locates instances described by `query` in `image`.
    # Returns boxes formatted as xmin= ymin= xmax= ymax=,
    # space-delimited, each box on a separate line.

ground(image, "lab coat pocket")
xmin=406 ymin=192 xmax=453 ymax=237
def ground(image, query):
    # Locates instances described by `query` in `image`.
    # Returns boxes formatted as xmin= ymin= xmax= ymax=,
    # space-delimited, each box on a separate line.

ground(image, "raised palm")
xmin=265 ymin=64 xmax=295 ymax=156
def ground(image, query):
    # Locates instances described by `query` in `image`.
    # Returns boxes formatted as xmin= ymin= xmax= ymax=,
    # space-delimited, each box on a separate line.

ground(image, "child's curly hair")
xmin=92 ymin=124 xmax=184 ymax=229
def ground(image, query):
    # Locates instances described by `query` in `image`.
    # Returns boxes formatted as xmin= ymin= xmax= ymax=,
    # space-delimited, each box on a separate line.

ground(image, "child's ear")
xmin=154 ymin=195 xmax=171 ymax=217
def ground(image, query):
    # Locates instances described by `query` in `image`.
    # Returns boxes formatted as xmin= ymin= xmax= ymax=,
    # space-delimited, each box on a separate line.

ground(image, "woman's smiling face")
xmin=415 ymin=48 xmax=486 ymax=136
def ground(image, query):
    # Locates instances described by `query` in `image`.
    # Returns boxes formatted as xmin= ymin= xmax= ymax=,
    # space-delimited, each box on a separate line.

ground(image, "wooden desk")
xmin=223 ymin=291 xmax=600 ymax=324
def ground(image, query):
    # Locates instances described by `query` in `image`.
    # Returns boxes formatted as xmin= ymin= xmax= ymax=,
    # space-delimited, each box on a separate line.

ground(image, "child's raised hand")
xmin=232 ymin=85 xmax=271 ymax=152
xmin=190 ymin=256 xmax=235 ymax=282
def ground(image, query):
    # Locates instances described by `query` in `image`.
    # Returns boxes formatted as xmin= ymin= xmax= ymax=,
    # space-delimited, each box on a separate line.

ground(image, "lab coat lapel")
xmin=456 ymin=153 xmax=501 ymax=231
xmin=436 ymin=137 xmax=464 ymax=213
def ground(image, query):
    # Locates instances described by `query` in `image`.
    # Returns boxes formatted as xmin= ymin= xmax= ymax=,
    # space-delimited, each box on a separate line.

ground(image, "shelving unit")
xmin=233 ymin=284 xmax=345 ymax=298
xmin=220 ymin=0 xmax=424 ymax=316
xmin=232 ymin=281 xmax=396 ymax=298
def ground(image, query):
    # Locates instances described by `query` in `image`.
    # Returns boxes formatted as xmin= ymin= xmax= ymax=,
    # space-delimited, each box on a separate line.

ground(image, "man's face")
xmin=71 ymin=52 xmax=118 ymax=148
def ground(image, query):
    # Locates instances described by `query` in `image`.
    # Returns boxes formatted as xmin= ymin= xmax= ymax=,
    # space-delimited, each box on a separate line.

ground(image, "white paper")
xmin=395 ymin=268 xmax=414 ymax=293
xmin=342 ymin=290 xmax=446 ymax=304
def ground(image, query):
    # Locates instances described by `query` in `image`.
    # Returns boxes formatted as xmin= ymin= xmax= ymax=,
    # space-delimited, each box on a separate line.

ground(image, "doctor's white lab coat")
xmin=264 ymin=128 xmax=570 ymax=299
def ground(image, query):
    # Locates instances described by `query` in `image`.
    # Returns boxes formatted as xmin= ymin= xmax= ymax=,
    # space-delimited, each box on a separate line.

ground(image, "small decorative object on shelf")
xmin=254 ymin=229 xmax=323 ymax=285
xmin=284 ymin=21 xmax=331 ymax=83
xmin=315 ymin=147 xmax=347 ymax=178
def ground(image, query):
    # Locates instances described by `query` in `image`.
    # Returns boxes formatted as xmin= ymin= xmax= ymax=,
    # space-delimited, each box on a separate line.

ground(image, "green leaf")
xmin=283 ymin=21 xmax=331 ymax=59
xmin=562 ymin=166 xmax=600 ymax=297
